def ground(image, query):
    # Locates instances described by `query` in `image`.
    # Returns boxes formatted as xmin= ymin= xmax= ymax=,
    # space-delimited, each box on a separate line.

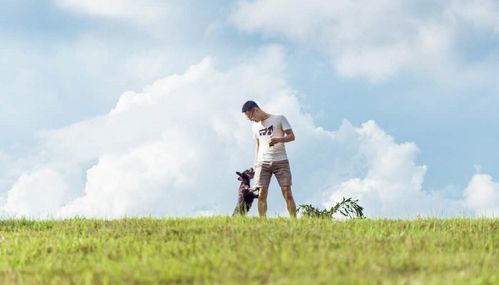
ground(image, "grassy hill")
xmin=0 ymin=217 xmax=497 ymax=284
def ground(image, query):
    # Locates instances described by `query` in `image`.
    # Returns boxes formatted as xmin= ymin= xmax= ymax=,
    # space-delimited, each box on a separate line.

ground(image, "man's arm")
xmin=254 ymin=138 xmax=259 ymax=166
xmin=282 ymin=129 xmax=295 ymax=142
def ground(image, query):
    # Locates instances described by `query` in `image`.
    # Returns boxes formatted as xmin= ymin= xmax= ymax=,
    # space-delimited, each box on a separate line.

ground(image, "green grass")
xmin=0 ymin=217 xmax=497 ymax=285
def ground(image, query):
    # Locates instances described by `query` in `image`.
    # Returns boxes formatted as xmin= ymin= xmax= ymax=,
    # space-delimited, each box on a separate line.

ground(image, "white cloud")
xmin=231 ymin=0 xmax=499 ymax=82
xmin=58 ymin=133 xmax=200 ymax=217
xmin=54 ymin=0 xmax=171 ymax=22
xmin=323 ymin=121 xmax=466 ymax=218
xmin=1 ymin=47 xmax=498 ymax=218
xmin=52 ymin=0 xmax=216 ymax=40
xmin=0 ymin=33 xmax=204 ymax=146
xmin=464 ymin=174 xmax=499 ymax=217
xmin=3 ymin=168 xmax=70 ymax=218
xmin=2 ymin=47 xmax=296 ymax=218
xmin=322 ymin=121 xmax=499 ymax=218
xmin=0 ymin=152 xmax=29 ymax=195
xmin=449 ymin=0 xmax=499 ymax=32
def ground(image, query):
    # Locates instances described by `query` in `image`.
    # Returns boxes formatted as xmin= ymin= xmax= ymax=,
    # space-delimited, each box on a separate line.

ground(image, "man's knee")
xmin=258 ymin=187 xmax=269 ymax=199
xmin=281 ymin=186 xmax=294 ymax=199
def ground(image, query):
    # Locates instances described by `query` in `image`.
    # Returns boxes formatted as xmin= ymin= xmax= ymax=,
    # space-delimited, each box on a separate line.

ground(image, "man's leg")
xmin=273 ymin=160 xmax=296 ymax=218
xmin=280 ymin=186 xmax=297 ymax=218
xmin=258 ymin=186 xmax=269 ymax=217
xmin=254 ymin=161 xmax=271 ymax=218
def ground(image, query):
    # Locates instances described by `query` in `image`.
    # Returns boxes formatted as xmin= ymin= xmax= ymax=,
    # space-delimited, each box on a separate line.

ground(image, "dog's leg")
xmin=232 ymin=204 xmax=243 ymax=216
xmin=232 ymin=188 xmax=248 ymax=216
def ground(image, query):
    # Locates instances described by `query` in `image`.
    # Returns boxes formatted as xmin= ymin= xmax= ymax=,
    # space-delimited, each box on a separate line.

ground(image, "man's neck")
xmin=261 ymin=112 xmax=271 ymax=121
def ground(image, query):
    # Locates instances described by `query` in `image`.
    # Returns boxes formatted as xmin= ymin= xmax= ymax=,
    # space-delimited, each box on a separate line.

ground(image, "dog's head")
xmin=236 ymin=167 xmax=255 ymax=183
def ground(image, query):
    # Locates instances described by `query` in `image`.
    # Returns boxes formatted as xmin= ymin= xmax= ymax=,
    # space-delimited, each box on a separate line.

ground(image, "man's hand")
xmin=269 ymin=130 xmax=295 ymax=146
xmin=269 ymin=137 xmax=282 ymax=146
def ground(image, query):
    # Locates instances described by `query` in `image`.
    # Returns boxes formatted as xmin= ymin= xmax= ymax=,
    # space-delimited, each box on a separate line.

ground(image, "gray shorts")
xmin=254 ymin=159 xmax=292 ymax=188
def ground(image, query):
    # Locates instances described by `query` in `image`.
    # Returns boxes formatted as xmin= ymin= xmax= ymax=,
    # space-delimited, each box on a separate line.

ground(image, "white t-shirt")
xmin=252 ymin=114 xmax=292 ymax=162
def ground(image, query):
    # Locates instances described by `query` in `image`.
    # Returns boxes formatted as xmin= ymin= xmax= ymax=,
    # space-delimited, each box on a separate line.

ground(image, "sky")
xmin=1 ymin=0 xmax=498 ymax=218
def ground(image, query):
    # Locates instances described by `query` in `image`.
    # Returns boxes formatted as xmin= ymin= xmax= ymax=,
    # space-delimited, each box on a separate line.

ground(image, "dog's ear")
xmin=236 ymin=172 xmax=243 ymax=181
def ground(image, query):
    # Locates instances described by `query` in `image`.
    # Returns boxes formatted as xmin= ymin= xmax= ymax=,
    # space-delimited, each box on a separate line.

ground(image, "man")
xmin=242 ymin=100 xmax=297 ymax=218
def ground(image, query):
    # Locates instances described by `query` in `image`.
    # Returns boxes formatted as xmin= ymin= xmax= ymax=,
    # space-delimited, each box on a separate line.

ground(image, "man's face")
xmin=244 ymin=108 xmax=257 ymax=122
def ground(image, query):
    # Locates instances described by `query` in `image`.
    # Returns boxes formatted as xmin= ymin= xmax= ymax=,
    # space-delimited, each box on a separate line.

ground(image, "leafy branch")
xmin=298 ymin=197 xmax=365 ymax=219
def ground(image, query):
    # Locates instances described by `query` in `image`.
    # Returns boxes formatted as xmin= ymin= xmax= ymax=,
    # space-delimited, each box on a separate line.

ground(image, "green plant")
xmin=0 ymin=217 xmax=496 ymax=284
xmin=298 ymin=197 xmax=365 ymax=219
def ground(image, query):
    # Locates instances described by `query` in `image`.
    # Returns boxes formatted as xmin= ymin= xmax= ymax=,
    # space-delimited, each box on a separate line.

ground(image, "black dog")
xmin=232 ymin=168 xmax=260 ymax=216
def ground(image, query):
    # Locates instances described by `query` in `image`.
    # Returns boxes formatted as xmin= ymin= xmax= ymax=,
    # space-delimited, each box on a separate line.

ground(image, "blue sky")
xmin=1 ymin=0 xmax=498 ymax=217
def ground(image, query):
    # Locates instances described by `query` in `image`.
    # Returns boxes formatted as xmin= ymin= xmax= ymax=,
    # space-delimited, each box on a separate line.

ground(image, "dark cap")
xmin=241 ymin=100 xmax=259 ymax=113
